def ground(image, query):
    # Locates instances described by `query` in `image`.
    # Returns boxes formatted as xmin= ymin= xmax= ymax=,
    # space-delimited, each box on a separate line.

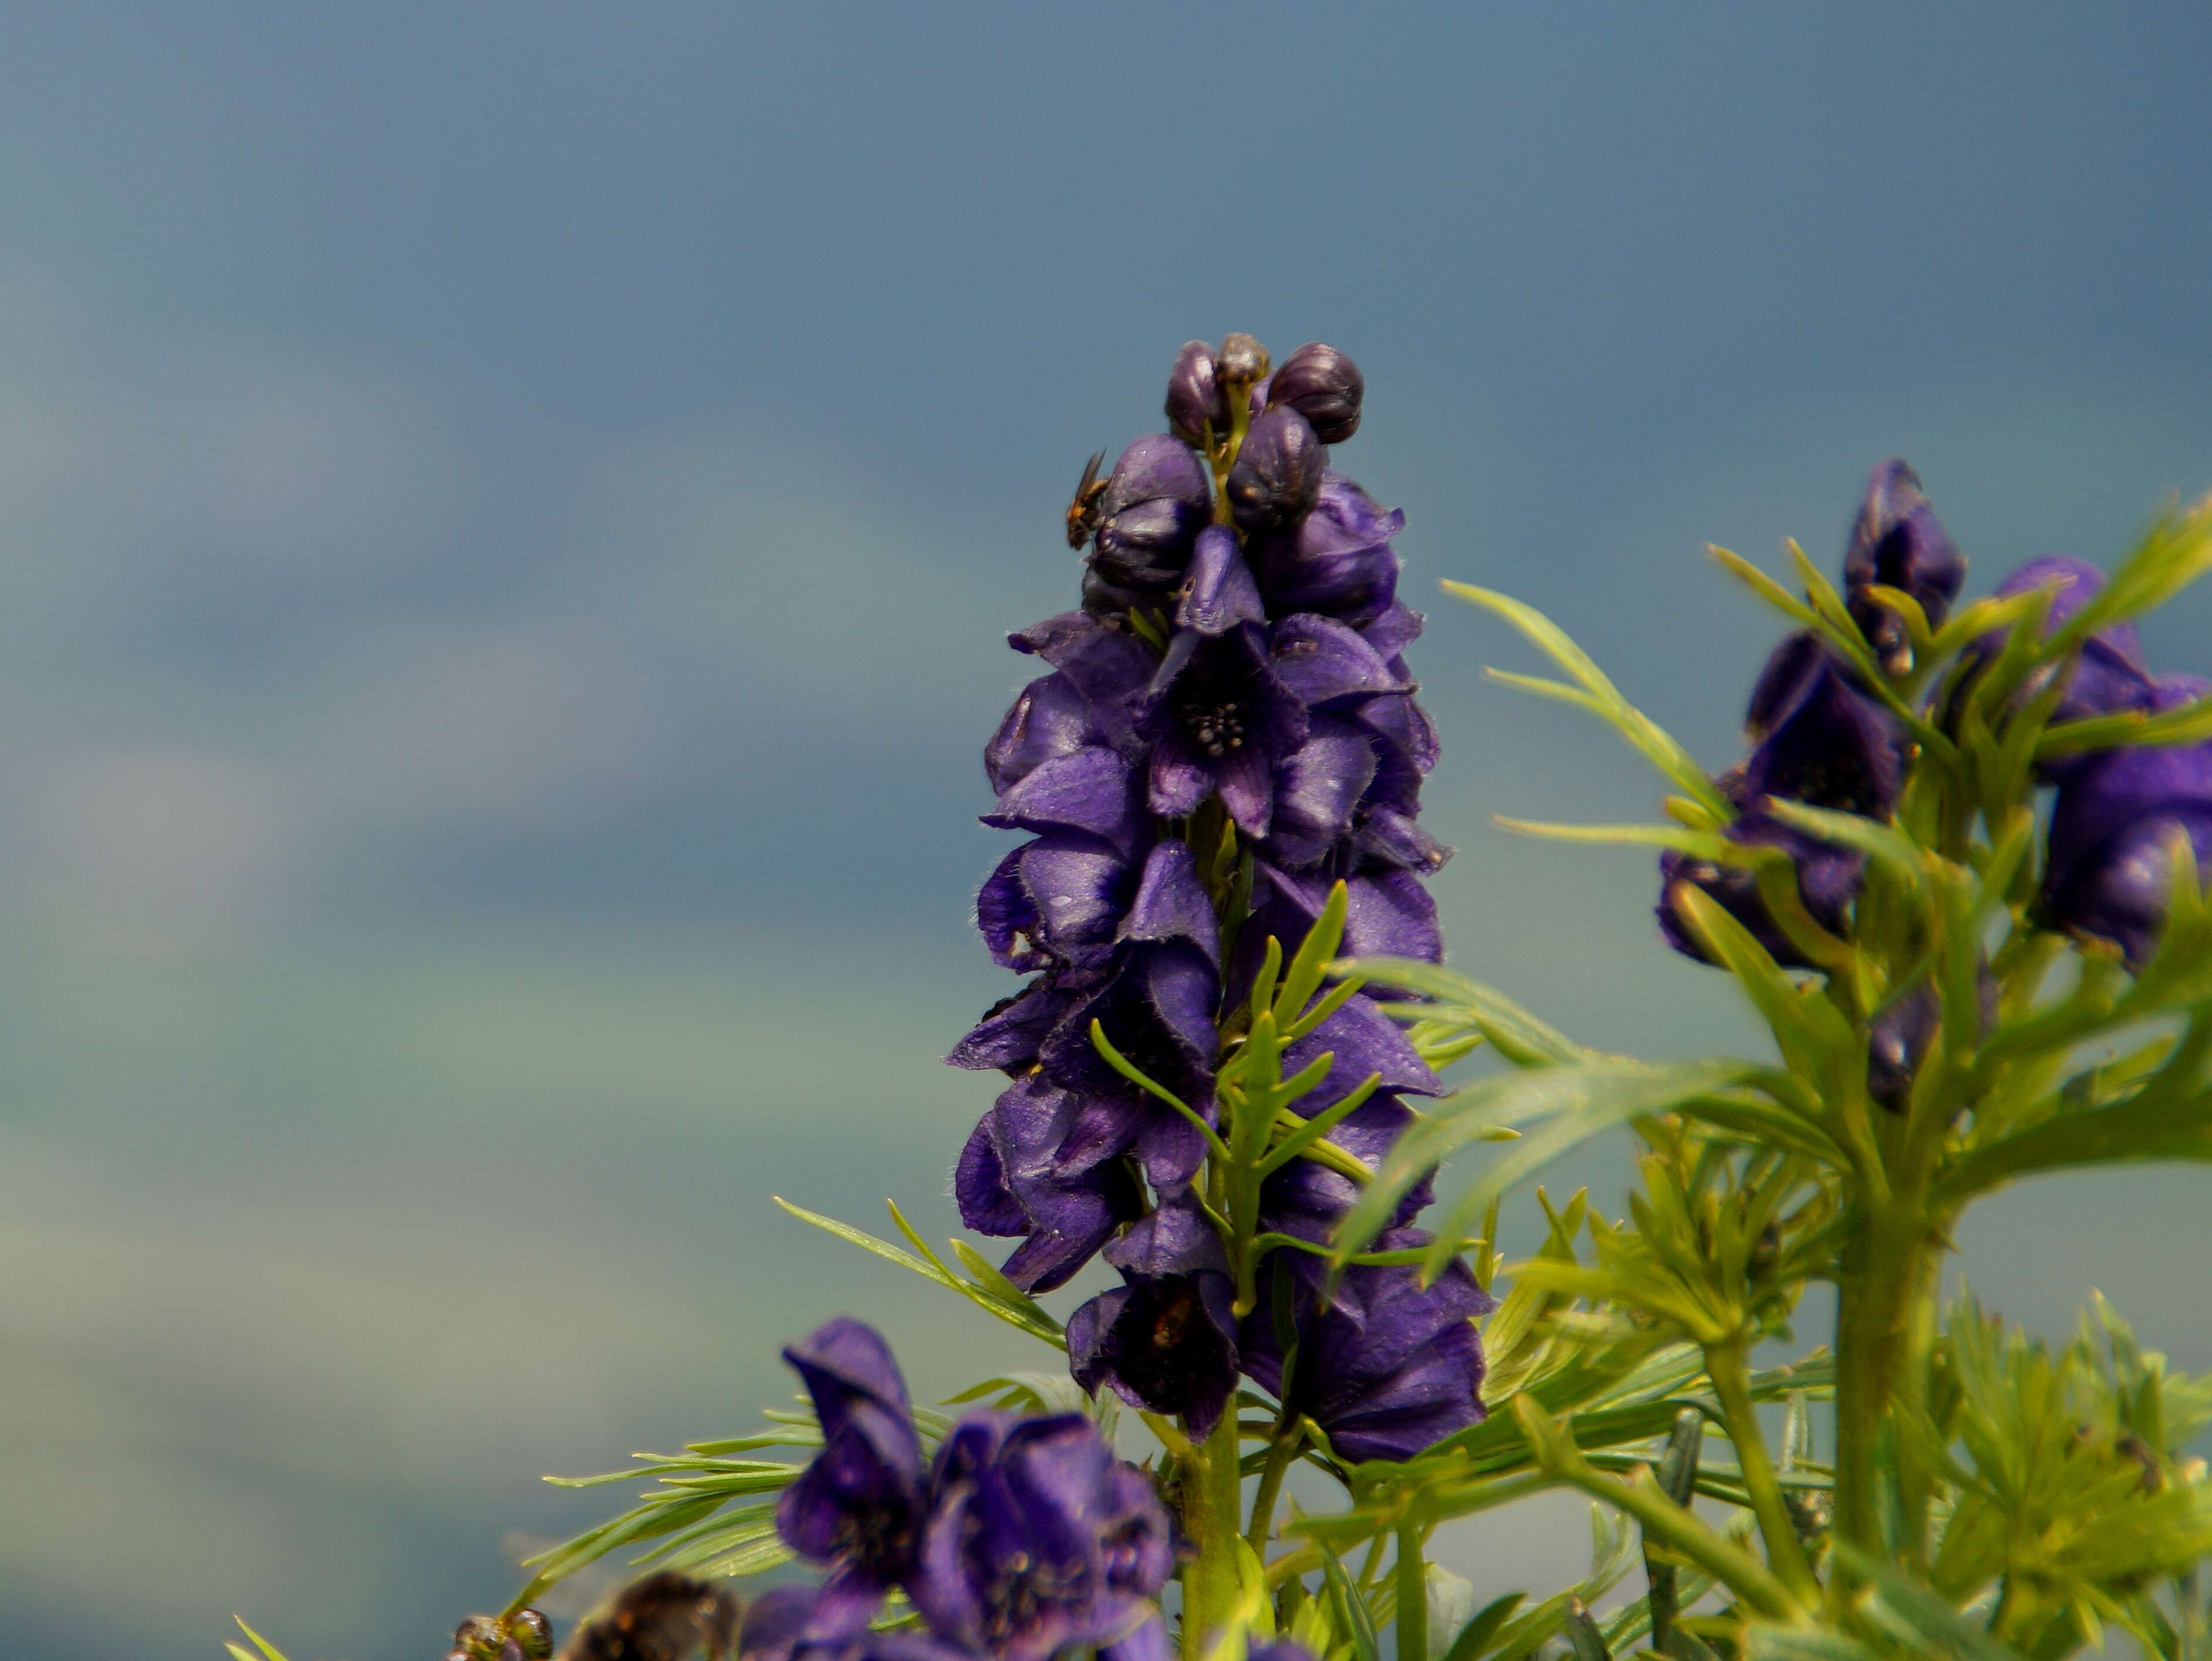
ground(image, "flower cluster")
xmin=1660 ymin=460 xmax=2212 ymax=1079
xmin=951 ymin=335 xmax=1487 ymax=1461
xmin=758 ymin=1319 xmax=1171 ymax=1661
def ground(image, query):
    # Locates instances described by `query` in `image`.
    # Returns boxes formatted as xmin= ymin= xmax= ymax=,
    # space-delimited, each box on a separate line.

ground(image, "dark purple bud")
xmin=1085 ymin=437 xmax=1213 ymax=615
xmin=1842 ymin=459 xmax=1966 ymax=673
xmin=1740 ymin=644 xmax=1906 ymax=819
xmin=1068 ymin=1192 xmax=1241 ymax=1434
xmin=1251 ymin=471 xmax=1402 ymax=624
xmin=1866 ymin=973 xmax=1994 ymax=1112
xmin=1656 ymin=781 xmax=1864 ymax=971
xmin=1166 ymin=341 xmax=1227 ymax=445
xmin=2042 ymin=675 xmax=2212 ymax=968
xmin=1265 ymin=342 xmax=1365 ymax=444
xmin=1225 ymin=406 xmax=1325 ymax=536
xmin=1216 ymin=332 xmax=1270 ymax=387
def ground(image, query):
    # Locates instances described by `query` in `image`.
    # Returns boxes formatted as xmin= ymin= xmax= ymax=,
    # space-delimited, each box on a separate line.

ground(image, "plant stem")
xmin=1245 ymin=1433 xmax=1299 ymax=1555
xmin=1181 ymin=1409 xmax=1246 ymax=1660
xmin=1706 ymin=1341 xmax=1821 ymax=1607
xmin=1395 ymin=1522 xmax=1428 ymax=1661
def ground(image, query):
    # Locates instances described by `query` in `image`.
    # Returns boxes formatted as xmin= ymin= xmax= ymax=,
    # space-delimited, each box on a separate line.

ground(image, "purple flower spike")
xmin=1241 ymin=1233 xmax=1492 ymax=1463
xmin=1225 ymin=406 xmax=1326 ymax=536
xmin=1166 ymin=342 xmax=1227 ymax=446
xmin=911 ymin=1413 xmax=1169 ymax=1661
xmin=775 ymin=1320 xmax=929 ymax=1634
xmin=1068 ymin=1191 xmax=1241 ymax=1434
xmin=1264 ymin=343 xmax=1365 ymax=444
xmin=1842 ymin=458 xmax=1966 ymax=673
xmin=2042 ymin=676 xmax=2212 ymax=968
xmin=1252 ymin=472 xmax=1403 ymax=625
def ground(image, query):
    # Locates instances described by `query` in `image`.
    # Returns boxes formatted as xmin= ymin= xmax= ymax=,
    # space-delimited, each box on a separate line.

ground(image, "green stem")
xmin=1245 ymin=1434 xmax=1299 ymax=1555
xmin=1395 ymin=1522 xmax=1428 ymax=1661
xmin=1829 ymin=1197 xmax=1943 ymax=1612
xmin=1181 ymin=1409 xmax=1245 ymax=1660
xmin=1706 ymin=1342 xmax=1821 ymax=1606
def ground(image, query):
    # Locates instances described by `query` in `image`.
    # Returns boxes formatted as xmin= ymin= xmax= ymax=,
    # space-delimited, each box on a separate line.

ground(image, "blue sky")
xmin=2 ymin=6 xmax=2210 ymax=1657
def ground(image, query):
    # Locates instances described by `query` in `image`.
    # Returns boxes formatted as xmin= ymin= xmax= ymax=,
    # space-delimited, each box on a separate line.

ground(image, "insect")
xmin=555 ymin=1572 xmax=742 ymax=1661
xmin=448 ymin=1608 xmax=554 ymax=1661
xmin=1064 ymin=448 xmax=1109 ymax=549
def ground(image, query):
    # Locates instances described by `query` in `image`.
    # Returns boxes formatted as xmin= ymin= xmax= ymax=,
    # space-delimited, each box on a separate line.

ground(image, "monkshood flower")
xmin=975 ymin=750 xmax=1150 ymax=973
xmin=737 ymin=1587 xmax=978 ymax=1661
xmin=1659 ymin=634 xmax=1903 ymax=968
xmin=1255 ymin=996 xmax=1444 ymax=1245
xmin=1841 ymin=458 xmax=1966 ymax=674
xmin=957 ymin=1072 xmax=1144 ymax=1293
xmin=775 ymin=1319 xmax=930 ymax=1633
xmin=1944 ymin=556 xmax=2157 ymax=780
xmin=1240 ymin=1232 xmax=1493 ymax=1463
xmin=1134 ymin=620 xmax=1310 ymax=834
xmin=1249 ymin=471 xmax=1402 ymax=626
xmin=910 ymin=1412 xmax=1171 ymax=1661
xmin=2042 ymin=675 xmax=2212 ymax=968
xmin=1165 ymin=341 xmax=1227 ymax=446
xmin=1083 ymin=435 xmax=1213 ymax=622
xmin=1068 ymin=1190 xmax=1240 ymax=1434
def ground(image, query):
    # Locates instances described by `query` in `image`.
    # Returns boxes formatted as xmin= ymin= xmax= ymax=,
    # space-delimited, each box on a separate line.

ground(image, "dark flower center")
xmin=1112 ymin=1282 xmax=1217 ymax=1411
xmin=832 ymin=1504 xmax=913 ymax=1570
xmin=1184 ymin=700 xmax=1247 ymax=758
xmin=974 ymin=1542 xmax=1088 ymax=1645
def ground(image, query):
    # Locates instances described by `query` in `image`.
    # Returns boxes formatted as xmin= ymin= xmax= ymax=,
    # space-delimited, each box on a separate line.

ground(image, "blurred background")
xmin=2 ymin=6 xmax=2210 ymax=1657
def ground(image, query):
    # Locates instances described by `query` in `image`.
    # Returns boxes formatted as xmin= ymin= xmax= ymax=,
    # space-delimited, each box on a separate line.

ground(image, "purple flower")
xmin=975 ymin=748 xmax=1150 ymax=973
xmin=1255 ymin=995 xmax=1444 ymax=1245
xmin=1084 ymin=435 xmax=1213 ymax=619
xmin=1166 ymin=342 xmax=1227 ymax=446
xmin=735 ymin=1588 xmax=981 ymax=1661
xmin=1175 ymin=525 xmax=1266 ymax=637
xmin=1946 ymin=558 xmax=2157 ymax=779
xmin=1241 ymin=1233 xmax=1492 ymax=1463
xmin=2042 ymin=676 xmax=2212 ymax=968
xmin=956 ymin=1073 xmax=1144 ymax=1293
xmin=1263 ymin=343 xmax=1365 ymax=444
xmin=1246 ymin=1645 xmax=1321 ymax=1661
xmin=1660 ymin=637 xmax=1904 ymax=968
xmin=775 ymin=1320 xmax=930 ymax=1634
xmin=1249 ymin=472 xmax=1403 ymax=626
xmin=1842 ymin=458 xmax=1966 ymax=674
xmin=910 ymin=1413 xmax=1169 ymax=1661
xmin=1068 ymin=1191 xmax=1241 ymax=1434
xmin=1225 ymin=406 xmax=1326 ymax=536
xmin=1136 ymin=623 xmax=1310 ymax=836
xmin=1866 ymin=972 xmax=1994 ymax=1112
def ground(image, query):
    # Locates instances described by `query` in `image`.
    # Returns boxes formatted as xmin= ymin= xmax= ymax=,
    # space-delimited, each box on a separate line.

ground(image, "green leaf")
xmin=1336 ymin=957 xmax=1589 ymax=1066
xmin=1436 ymin=1592 xmax=1526 ymax=1661
xmin=1318 ymin=1541 xmax=1382 ymax=1661
xmin=228 ymin=1623 xmax=293 ymax=1661
xmin=1443 ymin=580 xmax=1731 ymax=820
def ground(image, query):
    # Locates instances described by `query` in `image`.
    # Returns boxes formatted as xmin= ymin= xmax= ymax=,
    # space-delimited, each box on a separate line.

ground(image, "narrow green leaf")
xmin=1437 ymin=1592 xmax=1526 ymax=1661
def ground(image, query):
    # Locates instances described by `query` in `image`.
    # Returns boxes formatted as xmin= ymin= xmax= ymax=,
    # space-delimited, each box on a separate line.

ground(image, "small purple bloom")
xmin=1250 ymin=471 xmax=1402 ymax=626
xmin=1068 ymin=1191 xmax=1241 ymax=1434
xmin=1136 ymin=623 xmax=1311 ymax=836
xmin=1166 ymin=342 xmax=1227 ymax=446
xmin=1257 ymin=995 xmax=1443 ymax=1245
xmin=1241 ymin=1233 xmax=1493 ymax=1463
xmin=1264 ymin=342 xmax=1365 ymax=444
xmin=1086 ymin=436 xmax=1214 ymax=616
xmin=1946 ymin=558 xmax=2157 ymax=779
xmin=775 ymin=1320 xmax=930 ymax=1634
xmin=957 ymin=1073 xmax=1145 ymax=1292
xmin=1865 ymin=972 xmax=1994 ymax=1112
xmin=2042 ymin=676 xmax=2212 ymax=968
xmin=911 ymin=1413 xmax=1169 ymax=1661
xmin=1225 ymin=406 xmax=1326 ymax=536
xmin=1656 ymin=770 xmax=1863 ymax=970
xmin=1842 ymin=458 xmax=1966 ymax=673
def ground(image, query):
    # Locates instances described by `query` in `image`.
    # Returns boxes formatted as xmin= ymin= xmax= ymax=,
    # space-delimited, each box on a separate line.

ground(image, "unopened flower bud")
xmin=1215 ymin=331 xmax=1270 ymax=387
xmin=1842 ymin=458 xmax=1964 ymax=674
xmin=1265 ymin=342 xmax=1365 ymax=443
xmin=508 ymin=1611 xmax=553 ymax=1661
xmin=1165 ymin=340 xmax=1226 ymax=444
xmin=1087 ymin=435 xmax=1212 ymax=608
xmin=1225 ymin=405 xmax=1325 ymax=535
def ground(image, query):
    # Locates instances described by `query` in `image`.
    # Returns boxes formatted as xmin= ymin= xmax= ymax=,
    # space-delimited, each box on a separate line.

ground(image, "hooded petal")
xmin=1265 ymin=718 xmax=1381 ymax=868
xmin=1269 ymin=614 xmax=1409 ymax=708
xmin=1117 ymin=840 xmax=1221 ymax=964
xmin=1176 ymin=525 xmax=1264 ymax=636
